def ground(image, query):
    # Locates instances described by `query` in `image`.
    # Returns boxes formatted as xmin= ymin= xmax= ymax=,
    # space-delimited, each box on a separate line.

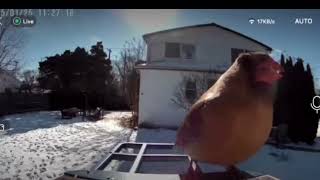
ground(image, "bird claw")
xmin=181 ymin=160 xmax=203 ymax=180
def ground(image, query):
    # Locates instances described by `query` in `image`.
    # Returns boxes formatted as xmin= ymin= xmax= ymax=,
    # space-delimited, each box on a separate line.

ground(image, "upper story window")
xmin=181 ymin=44 xmax=195 ymax=59
xmin=165 ymin=43 xmax=180 ymax=58
xmin=165 ymin=42 xmax=195 ymax=59
xmin=231 ymin=48 xmax=253 ymax=63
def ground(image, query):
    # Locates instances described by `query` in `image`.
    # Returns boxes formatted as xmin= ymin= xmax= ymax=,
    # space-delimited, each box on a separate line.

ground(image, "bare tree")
xmin=171 ymin=72 xmax=220 ymax=111
xmin=19 ymin=69 xmax=38 ymax=93
xmin=114 ymin=38 xmax=146 ymax=128
xmin=0 ymin=16 xmax=26 ymax=73
xmin=21 ymin=69 xmax=37 ymax=85
xmin=114 ymin=38 xmax=146 ymax=103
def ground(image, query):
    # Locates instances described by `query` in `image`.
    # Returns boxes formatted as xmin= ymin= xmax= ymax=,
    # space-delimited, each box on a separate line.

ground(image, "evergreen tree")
xmin=38 ymin=42 xmax=116 ymax=110
xmin=274 ymin=56 xmax=319 ymax=144
xmin=295 ymin=58 xmax=306 ymax=142
xmin=287 ymin=57 xmax=301 ymax=142
xmin=273 ymin=54 xmax=286 ymax=126
xmin=304 ymin=64 xmax=319 ymax=144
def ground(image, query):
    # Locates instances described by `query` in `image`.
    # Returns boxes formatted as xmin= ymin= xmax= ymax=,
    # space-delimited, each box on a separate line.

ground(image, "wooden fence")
xmin=0 ymin=93 xmax=49 ymax=116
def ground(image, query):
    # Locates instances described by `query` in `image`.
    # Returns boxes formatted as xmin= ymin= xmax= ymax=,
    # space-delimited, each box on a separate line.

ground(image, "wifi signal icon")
xmin=249 ymin=18 xmax=255 ymax=24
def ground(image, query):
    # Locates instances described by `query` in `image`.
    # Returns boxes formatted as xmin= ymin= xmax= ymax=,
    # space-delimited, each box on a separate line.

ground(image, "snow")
xmin=0 ymin=111 xmax=133 ymax=179
xmin=134 ymin=128 xmax=177 ymax=143
xmin=239 ymin=145 xmax=320 ymax=180
xmin=268 ymin=138 xmax=320 ymax=151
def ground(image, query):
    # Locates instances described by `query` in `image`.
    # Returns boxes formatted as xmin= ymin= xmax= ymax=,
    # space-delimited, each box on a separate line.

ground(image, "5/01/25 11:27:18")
xmin=38 ymin=9 xmax=74 ymax=17
xmin=0 ymin=9 xmax=74 ymax=17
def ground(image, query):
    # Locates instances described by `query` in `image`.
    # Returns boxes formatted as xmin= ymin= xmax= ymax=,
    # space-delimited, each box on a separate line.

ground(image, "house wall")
xmin=138 ymin=69 xmax=220 ymax=128
xmin=145 ymin=26 xmax=270 ymax=68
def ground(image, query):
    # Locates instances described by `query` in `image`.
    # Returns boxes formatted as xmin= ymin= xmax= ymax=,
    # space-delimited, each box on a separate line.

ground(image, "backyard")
xmin=1 ymin=9 xmax=320 ymax=180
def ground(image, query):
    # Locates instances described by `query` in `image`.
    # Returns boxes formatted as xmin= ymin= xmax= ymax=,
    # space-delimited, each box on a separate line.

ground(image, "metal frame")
xmin=93 ymin=142 xmax=188 ymax=173
xmin=63 ymin=142 xmax=279 ymax=180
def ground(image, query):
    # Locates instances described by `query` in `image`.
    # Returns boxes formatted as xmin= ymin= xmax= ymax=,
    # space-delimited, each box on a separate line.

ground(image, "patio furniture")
xmin=87 ymin=107 xmax=103 ymax=121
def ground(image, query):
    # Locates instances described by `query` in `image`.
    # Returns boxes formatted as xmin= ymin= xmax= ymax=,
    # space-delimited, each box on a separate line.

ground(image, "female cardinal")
xmin=176 ymin=52 xmax=284 ymax=178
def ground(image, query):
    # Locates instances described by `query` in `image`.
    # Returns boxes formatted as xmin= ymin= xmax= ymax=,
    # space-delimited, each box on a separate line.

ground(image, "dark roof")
xmin=135 ymin=64 xmax=226 ymax=74
xmin=143 ymin=22 xmax=272 ymax=51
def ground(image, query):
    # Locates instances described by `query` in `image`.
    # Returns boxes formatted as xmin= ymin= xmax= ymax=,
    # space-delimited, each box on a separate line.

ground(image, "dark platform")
xmin=58 ymin=142 xmax=280 ymax=180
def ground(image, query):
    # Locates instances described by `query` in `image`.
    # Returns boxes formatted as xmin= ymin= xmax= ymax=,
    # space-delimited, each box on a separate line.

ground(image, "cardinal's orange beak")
xmin=255 ymin=58 xmax=285 ymax=84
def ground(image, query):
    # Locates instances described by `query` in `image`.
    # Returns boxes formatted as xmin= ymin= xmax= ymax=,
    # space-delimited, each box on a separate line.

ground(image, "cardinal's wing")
xmin=176 ymin=102 xmax=205 ymax=147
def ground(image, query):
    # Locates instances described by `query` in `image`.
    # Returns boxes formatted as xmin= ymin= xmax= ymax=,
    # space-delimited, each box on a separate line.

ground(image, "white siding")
xmin=145 ymin=26 xmax=270 ymax=68
xmin=138 ymin=69 xmax=220 ymax=128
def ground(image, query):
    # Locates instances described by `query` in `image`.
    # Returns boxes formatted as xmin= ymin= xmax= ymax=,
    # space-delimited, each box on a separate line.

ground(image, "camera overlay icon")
xmin=311 ymin=95 xmax=320 ymax=114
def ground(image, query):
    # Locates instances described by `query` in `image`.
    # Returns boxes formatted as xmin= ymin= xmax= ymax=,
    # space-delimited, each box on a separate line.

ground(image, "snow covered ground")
xmin=238 ymin=124 xmax=320 ymax=180
xmin=0 ymin=111 xmax=133 ymax=179
xmin=135 ymin=128 xmax=177 ymax=143
xmin=239 ymin=144 xmax=320 ymax=180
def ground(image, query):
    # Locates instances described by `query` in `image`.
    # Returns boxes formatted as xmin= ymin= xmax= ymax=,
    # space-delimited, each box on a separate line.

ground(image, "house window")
xmin=165 ymin=43 xmax=180 ymax=58
xmin=182 ymin=44 xmax=195 ymax=59
xmin=231 ymin=48 xmax=253 ymax=63
xmin=185 ymin=80 xmax=197 ymax=102
xmin=165 ymin=42 xmax=196 ymax=59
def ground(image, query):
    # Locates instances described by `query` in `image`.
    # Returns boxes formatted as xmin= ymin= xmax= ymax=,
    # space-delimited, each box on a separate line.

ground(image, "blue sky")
xmin=20 ymin=9 xmax=320 ymax=85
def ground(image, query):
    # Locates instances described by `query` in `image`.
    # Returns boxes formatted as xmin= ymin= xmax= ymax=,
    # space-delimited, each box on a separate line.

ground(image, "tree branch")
xmin=0 ymin=17 xmax=25 ymax=72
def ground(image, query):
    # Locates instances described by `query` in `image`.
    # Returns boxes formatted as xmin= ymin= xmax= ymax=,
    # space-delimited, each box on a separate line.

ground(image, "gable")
xmin=143 ymin=23 xmax=272 ymax=51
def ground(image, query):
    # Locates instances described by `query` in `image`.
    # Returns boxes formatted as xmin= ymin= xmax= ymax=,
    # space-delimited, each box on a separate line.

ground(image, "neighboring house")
xmin=135 ymin=22 xmax=272 ymax=129
xmin=0 ymin=69 xmax=21 ymax=93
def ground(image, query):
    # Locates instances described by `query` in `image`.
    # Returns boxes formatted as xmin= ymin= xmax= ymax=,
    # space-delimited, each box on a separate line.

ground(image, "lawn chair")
xmin=87 ymin=107 xmax=103 ymax=121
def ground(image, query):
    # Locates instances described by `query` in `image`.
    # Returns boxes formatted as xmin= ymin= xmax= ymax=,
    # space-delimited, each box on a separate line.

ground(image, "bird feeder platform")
xmin=59 ymin=142 xmax=279 ymax=180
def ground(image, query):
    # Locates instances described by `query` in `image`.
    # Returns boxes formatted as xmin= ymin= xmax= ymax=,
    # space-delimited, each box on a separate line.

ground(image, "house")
xmin=0 ymin=69 xmax=21 ymax=93
xmin=135 ymin=22 xmax=272 ymax=129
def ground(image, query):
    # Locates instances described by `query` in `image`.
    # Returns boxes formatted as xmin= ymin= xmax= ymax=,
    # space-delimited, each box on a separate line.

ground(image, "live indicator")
xmin=12 ymin=16 xmax=36 ymax=27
